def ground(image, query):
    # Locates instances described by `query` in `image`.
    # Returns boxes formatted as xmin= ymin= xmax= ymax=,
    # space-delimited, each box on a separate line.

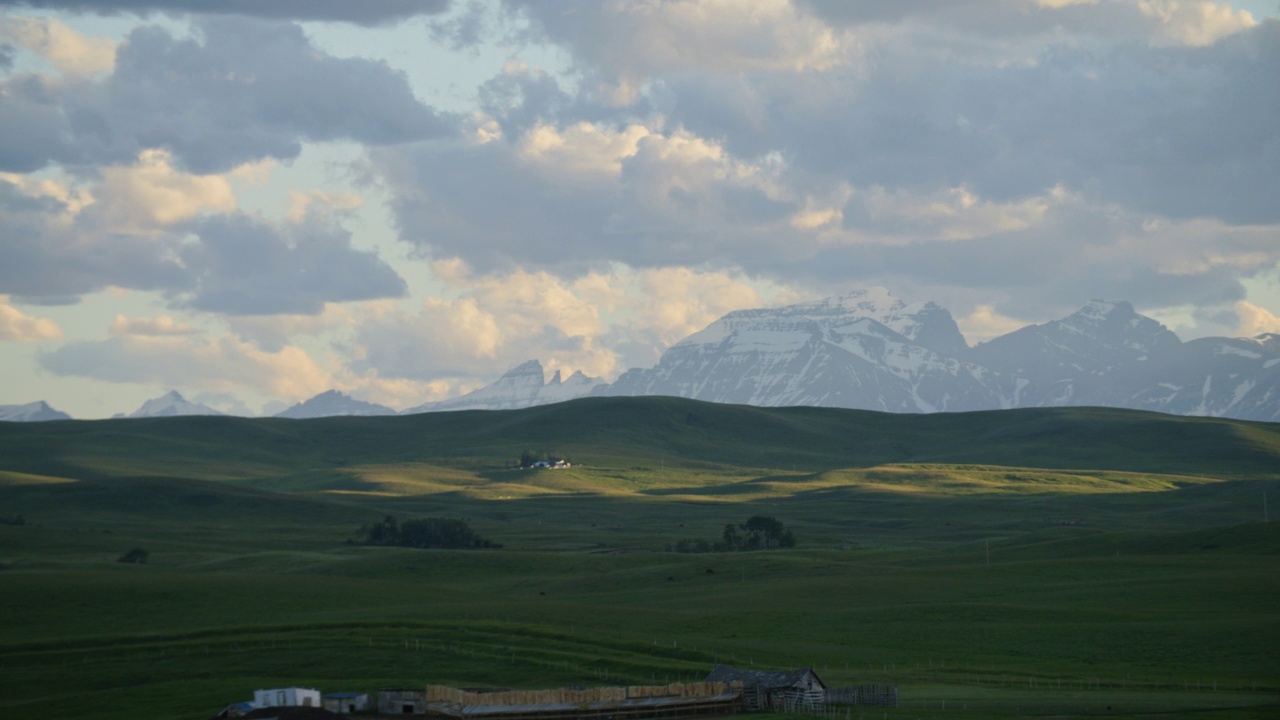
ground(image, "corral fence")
xmin=427 ymin=681 xmax=739 ymax=707
xmin=824 ymin=686 xmax=899 ymax=709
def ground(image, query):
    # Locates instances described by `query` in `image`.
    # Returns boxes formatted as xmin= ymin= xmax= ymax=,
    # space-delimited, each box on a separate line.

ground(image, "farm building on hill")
xmin=704 ymin=664 xmax=825 ymax=711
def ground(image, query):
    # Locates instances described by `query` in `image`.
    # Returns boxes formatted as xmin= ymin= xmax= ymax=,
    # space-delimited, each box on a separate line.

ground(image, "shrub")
xmin=118 ymin=548 xmax=149 ymax=564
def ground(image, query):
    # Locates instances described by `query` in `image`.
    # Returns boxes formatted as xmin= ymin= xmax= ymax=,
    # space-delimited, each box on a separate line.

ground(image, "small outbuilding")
xmin=254 ymin=687 xmax=322 ymax=709
xmin=379 ymin=688 xmax=428 ymax=715
xmin=705 ymin=664 xmax=826 ymax=711
xmin=323 ymin=692 xmax=371 ymax=714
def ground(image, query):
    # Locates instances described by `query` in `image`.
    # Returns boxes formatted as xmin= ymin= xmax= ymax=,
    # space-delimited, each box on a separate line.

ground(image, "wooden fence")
xmin=824 ymin=685 xmax=899 ymax=708
xmin=426 ymin=681 xmax=739 ymax=707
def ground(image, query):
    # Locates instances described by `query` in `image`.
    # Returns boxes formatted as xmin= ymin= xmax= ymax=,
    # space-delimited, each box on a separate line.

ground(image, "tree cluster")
xmin=667 ymin=515 xmax=796 ymax=553
xmin=357 ymin=516 xmax=501 ymax=549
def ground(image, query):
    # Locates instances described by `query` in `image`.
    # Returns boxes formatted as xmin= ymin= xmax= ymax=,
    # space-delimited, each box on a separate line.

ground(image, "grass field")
xmin=0 ymin=397 xmax=1277 ymax=720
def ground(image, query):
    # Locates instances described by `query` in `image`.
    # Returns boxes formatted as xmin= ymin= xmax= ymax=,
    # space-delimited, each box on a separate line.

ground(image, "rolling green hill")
xmin=4 ymin=397 xmax=1280 ymax=481
xmin=0 ymin=399 xmax=1277 ymax=720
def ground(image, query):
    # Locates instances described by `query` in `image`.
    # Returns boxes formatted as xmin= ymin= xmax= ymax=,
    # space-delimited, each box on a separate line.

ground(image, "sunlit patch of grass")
xmin=0 ymin=470 xmax=77 ymax=486
xmin=810 ymin=464 xmax=1222 ymax=496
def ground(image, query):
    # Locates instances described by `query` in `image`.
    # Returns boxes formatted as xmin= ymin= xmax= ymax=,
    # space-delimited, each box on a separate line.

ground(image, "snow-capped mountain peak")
xmin=121 ymin=391 xmax=223 ymax=419
xmin=401 ymin=360 xmax=605 ymax=414
xmin=274 ymin=390 xmax=396 ymax=419
xmin=0 ymin=400 xmax=72 ymax=422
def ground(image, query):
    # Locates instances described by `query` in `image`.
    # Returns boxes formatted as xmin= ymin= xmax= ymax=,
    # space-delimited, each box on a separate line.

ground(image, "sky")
xmin=1 ymin=0 xmax=1279 ymax=418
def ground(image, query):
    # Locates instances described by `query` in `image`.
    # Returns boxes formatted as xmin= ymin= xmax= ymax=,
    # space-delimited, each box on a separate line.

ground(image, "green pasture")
xmin=0 ymin=398 xmax=1277 ymax=719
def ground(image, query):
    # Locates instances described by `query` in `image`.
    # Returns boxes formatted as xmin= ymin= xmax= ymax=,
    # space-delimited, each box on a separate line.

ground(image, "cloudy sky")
xmin=1 ymin=0 xmax=1278 ymax=418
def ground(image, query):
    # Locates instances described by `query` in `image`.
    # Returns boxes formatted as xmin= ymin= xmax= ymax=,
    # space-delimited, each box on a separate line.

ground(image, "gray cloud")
xmin=6 ymin=0 xmax=449 ymax=26
xmin=658 ymin=21 xmax=1280 ymax=225
xmin=0 ymin=178 xmax=187 ymax=302
xmin=178 ymin=213 xmax=408 ymax=315
xmin=0 ymin=177 xmax=406 ymax=312
xmin=373 ymin=10 xmax=1280 ymax=329
xmin=428 ymin=0 xmax=487 ymax=50
xmin=0 ymin=16 xmax=451 ymax=173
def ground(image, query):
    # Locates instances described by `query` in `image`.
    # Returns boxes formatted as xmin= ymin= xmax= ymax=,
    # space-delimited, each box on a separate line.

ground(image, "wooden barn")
xmin=704 ymin=664 xmax=826 ymax=712
xmin=380 ymin=688 xmax=428 ymax=715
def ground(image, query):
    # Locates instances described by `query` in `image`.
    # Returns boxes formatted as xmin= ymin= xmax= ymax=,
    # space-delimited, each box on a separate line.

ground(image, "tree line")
xmin=356 ymin=516 xmax=501 ymax=549
xmin=667 ymin=515 xmax=796 ymax=553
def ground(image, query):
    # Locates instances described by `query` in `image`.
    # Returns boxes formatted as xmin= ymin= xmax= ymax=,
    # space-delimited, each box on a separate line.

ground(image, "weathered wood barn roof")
xmin=705 ymin=664 xmax=826 ymax=690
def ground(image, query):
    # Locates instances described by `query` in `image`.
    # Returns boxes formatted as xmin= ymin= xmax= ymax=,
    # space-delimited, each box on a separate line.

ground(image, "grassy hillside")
xmin=4 ymin=397 xmax=1280 ymax=481
xmin=0 ymin=399 xmax=1277 ymax=720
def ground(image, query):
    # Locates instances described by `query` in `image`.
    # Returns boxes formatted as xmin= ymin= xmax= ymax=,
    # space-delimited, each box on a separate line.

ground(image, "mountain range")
xmin=596 ymin=291 xmax=1279 ymax=422
xmin=5 ymin=290 xmax=1278 ymax=422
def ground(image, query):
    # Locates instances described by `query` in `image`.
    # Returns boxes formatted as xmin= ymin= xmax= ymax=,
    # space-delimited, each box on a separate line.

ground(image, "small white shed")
xmin=253 ymin=687 xmax=322 ymax=709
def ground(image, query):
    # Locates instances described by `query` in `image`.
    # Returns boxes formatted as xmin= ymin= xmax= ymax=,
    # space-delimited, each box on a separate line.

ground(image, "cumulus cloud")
xmin=351 ymin=269 xmax=606 ymax=381
xmin=0 ymin=16 xmax=450 ymax=174
xmin=363 ymin=3 xmax=1279 ymax=335
xmin=1 ymin=15 xmax=115 ymax=76
xmin=0 ymin=174 xmax=188 ymax=302
xmin=509 ymin=0 xmax=858 ymax=101
xmin=797 ymin=0 xmax=1255 ymax=45
xmin=226 ymin=303 xmax=357 ymax=353
xmin=957 ymin=304 xmax=1031 ymax=344
xmin=39 ymin=334 xmax=334 ymax=401
xmin=89 ymin=149 xmax=237 ymax=235
xmin=177 ymin=212 xmax=408 ymax=315
xmin=376 ymin=118 xmax=803 ymax=275
xmin=1138 ymin=0 xmax=1256 ymax=46
xmin=0 ymin=169 xmax=406 ymax=311
xmin=1235 ymin=300 xmax=1280 ymax=336
xmin=349 ymin=263 xmax=786 ymax=384
xmin=7 ymin=0 xmax=450 ymax=26
xmin=0 ymin=298 xmax=63 ymax=340
xmin=109 ymin=313 xmax=199 ymax=336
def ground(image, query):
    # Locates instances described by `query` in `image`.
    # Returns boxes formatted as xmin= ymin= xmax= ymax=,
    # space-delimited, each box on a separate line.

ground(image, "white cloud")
xmin=40 ymin=334 xmax=334 ymax=401
xmin=842 ymin=184 xmax=1051 ymax=244
xmin=958 ymin=304 xmax=1030 ymax=344
xmin=92 ymin=149 xmax=237 ymax=235
xmin=1235 ymin=300 xmax=1280 ymax=336
xmin=518 ymin=121 xmax=652 ymax=177
xmin=109 ymin=314 xmax=199 ymax=336
xmin=511 ymin=0 xmax=859 ymax=101
xmin=1138 ymin=0 xmax=1256 ymax=45
xmin=226 ymin=303 xmax=358 ymax=352
xmin=625 ymin=267 xmax=768 ymax=349
xmin=0 ymin=299 xmax=63 ymax=341
xmin=1 ymin=16 xmax=116 ymax=76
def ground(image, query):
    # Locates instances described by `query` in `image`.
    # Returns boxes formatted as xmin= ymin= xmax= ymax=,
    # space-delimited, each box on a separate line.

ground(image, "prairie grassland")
xmin=0 ymin=399 xmax=1277 ymax=719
